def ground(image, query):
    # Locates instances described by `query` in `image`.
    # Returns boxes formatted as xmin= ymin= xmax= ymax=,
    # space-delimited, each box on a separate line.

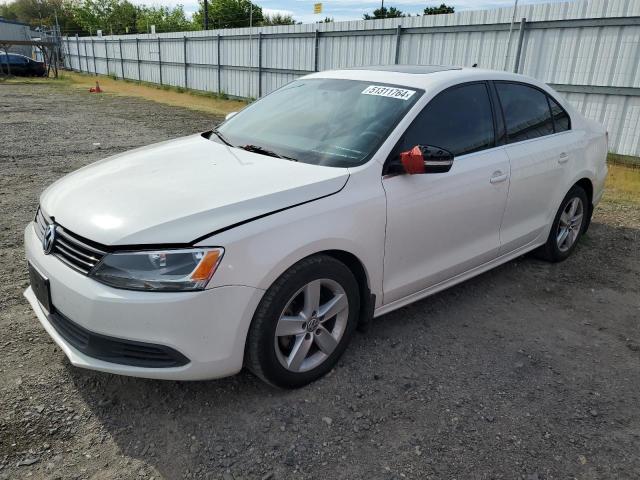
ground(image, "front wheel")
xmin=536 ymin=185 xmax=589 ymax=262
xmin=245 ymin=255 xmax=360 ymax=388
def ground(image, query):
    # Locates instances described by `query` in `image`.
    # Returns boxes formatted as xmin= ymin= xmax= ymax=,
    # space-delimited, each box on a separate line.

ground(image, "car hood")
xmin=40 ymin=134 xmax=349 ymax=246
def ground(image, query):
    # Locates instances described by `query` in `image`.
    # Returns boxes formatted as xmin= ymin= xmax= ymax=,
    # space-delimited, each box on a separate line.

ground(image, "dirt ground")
xmin=1 ymin=82 xmax=639 ymax=480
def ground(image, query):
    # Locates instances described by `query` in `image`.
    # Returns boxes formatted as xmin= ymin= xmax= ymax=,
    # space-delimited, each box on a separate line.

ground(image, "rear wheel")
xmin=245 ymin=255 xmax=360 ymax=388
xmin=536 ymin=185 xmax=589 ymax=262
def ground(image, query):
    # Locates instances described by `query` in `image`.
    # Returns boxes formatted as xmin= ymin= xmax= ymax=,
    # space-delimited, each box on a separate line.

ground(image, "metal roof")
xmin=0 ymin=17 xmax=30 ymax=27
xmin=0 ymin=39 xmax=55 ymax=46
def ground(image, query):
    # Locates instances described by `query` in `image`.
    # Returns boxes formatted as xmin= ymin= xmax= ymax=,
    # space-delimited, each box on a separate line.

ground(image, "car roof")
xmin=304 ymin=65 xmax=549 ymax=95
xmin=345 ymin=65 xmax=461 ymax=74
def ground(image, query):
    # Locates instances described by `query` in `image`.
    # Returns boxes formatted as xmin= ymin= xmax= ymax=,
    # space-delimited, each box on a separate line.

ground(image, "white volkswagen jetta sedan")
xmin=25 ymin=66 xmax=607 ymax=387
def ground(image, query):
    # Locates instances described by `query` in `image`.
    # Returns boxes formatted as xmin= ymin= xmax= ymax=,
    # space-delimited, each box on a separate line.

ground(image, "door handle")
xmin=490 ymin=172 xmax=508 ymax=184
xmin=558 ymin=152 xmax=569 ymax=164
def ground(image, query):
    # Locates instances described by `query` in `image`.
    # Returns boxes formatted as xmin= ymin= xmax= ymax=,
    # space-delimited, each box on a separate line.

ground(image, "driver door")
xmin=382 ymin=82 xmax=510 ymax=304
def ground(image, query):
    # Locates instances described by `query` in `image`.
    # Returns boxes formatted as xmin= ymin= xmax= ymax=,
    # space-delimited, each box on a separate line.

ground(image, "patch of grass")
xmin=0 ymin=72 xmax=73 ymax=86
xmin=608 ymin=152 xmax=640 ymax=169
xmin=604 ymin=163 xmax=640 ymax=206
xmin=60 ymin=70 xmax=247 ymax=116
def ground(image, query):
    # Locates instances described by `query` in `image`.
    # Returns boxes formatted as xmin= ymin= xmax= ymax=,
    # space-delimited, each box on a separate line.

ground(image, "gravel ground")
xmin=1 ymin=82 xmax=639 ymax=480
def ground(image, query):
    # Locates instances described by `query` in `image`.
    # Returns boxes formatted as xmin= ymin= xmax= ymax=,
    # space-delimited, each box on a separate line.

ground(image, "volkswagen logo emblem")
xmin=42 ymin=224 xmax=57 ymax=255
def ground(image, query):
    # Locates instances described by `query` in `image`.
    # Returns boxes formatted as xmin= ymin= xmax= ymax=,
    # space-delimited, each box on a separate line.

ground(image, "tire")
xmin=245 ymin=254 xmax=360 ymax=388
xmin=535 ymin=185 xmax=589 ymax=262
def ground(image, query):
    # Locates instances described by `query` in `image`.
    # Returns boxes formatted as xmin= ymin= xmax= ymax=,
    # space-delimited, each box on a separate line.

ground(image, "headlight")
xmin=91 ymin=248 xmax=224 ymax=291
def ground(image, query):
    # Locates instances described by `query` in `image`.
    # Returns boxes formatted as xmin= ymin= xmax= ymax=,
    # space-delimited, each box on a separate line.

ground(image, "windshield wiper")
xmin=211 ymin=129 xmax=234 ymax=147
xmin=242 ymin=144 xmax=298 ymax=162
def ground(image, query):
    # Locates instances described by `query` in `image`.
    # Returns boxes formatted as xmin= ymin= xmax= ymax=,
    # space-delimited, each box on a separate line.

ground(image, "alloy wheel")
xmin=556 ymin=197 xmax=584 ymax=252
xmin=274 ymin=278 xmax=349 ymax=373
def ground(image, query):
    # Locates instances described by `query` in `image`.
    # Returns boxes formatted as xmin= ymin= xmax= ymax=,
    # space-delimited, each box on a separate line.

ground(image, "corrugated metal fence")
xmin=63 ymin=0 xmax=640 ymax=158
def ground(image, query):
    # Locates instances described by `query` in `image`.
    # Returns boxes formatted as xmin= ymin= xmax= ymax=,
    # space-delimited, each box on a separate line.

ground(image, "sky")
xmin=132 ymin=0 xmax=566 ymax=24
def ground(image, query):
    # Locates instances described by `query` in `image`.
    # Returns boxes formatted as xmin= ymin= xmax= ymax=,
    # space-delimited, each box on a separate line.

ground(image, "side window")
xmin=8 ymin=55 xmax=26 ymax=65
xmin=548 ymin=95 xmax=570 ymax=132
xmin=397 ymin=83 xmax=495 ymax=157
xmin=496 ymin=82 xmax=554 ymax=143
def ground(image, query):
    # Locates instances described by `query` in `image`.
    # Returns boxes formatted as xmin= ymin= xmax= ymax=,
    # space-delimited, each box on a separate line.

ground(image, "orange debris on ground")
xmin=89 ymin=81 xmax=102 ymax=93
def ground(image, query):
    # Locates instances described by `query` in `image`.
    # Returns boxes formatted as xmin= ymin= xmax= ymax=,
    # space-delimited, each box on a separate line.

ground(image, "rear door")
xmin=9 ymin=54 xmax=28 ymax=75
xmin=382 ymin=82 xmax=510 ymax=304
xmin=493 ymin=82 xmax=577 ymax=254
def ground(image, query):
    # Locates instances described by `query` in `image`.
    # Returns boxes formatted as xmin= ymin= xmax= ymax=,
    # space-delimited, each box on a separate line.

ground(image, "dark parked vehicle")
xmin=0 ymin=53 xmax=46 ymax=77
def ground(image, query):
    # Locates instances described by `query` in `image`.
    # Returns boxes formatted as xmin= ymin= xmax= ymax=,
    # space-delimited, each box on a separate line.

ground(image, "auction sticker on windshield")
xmin=361 ymin=85 xmax=416 ymax=100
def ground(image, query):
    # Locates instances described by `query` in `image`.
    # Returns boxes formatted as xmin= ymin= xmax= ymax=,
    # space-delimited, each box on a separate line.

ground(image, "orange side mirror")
xmin=400 ymin=145 xmax=425 ymax=174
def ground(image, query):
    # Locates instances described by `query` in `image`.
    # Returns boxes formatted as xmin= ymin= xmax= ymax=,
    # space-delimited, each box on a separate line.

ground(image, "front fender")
xmin=197 ymin=173 xmax=387 ymax=305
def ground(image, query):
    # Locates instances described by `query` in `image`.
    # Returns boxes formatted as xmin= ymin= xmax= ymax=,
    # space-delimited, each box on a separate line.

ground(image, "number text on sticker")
xmin=362 ymin=85 xmax=416 ymax=100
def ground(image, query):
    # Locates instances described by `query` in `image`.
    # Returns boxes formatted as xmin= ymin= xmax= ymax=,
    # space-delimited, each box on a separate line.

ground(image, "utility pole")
xmin=54 ymin=10 xmax=61 ymax=68
xmin=249 ymin=3 xmax=253 ymax=98
xmin=503 ymin=0 xmax=519 ymax=71
xmin=54 ymin=10 xmax=60 ymax=38
xmin=204 ymin=0 xmax=209 ymax=30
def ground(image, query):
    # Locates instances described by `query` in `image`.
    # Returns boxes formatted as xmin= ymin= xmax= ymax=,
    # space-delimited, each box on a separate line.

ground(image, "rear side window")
xmin=397 ymin=83 xmax=495 ymax=157
xmin=548 ymin=96 xmax=570 ymax=132
xmin=496 ymin=82 xmax=554 ymax=143
xmin=1 ymin=55 xmax=27 ymax=65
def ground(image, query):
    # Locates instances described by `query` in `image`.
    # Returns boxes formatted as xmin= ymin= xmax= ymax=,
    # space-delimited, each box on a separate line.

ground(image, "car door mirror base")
xmin=390 ymin=145 xmax=454 ymax=175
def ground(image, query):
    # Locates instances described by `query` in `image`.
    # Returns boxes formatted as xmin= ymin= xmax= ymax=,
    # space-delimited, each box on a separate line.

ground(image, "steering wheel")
xmin=359 ymin=129 xmax=383 ymax=143
xmin=358 ymin=121 xmax=387 ymax=143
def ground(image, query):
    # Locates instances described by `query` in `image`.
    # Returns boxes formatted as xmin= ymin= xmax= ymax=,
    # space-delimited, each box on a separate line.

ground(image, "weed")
xmin=605 ymin=163 xmax=640 ymax=205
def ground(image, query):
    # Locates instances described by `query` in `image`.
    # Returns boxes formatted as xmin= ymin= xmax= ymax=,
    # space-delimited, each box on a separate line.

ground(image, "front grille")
xmin=35 ymin=208 xmax=106 ymax=275
xmin=49 ymin=310 xmax=190 ymax=368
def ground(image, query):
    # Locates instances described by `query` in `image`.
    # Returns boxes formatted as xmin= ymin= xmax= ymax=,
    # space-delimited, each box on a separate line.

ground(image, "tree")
xmin=423 ymin=3 xmax=454 ymax=15
xmin=70 ymin=0 xmax=192 ymax=34
xmin=0 ymin=0 xmax=208 ymax=34
xmin=192 ymin=0 xmax=263 ymax=30
xmin=316 ymin=16 xmax=333 ymax=23
xmin=72 ymin=0 xmax=132 ymax=34
xmin=363 ymin=6 xmax=404 ymax=20
xmin=0 ymin=2 xmax=19 ymax=21
xmin=0 ymin=0 xmax=84 ymax=34
xmin=261 ymin=12 xmax=295 ymax=26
